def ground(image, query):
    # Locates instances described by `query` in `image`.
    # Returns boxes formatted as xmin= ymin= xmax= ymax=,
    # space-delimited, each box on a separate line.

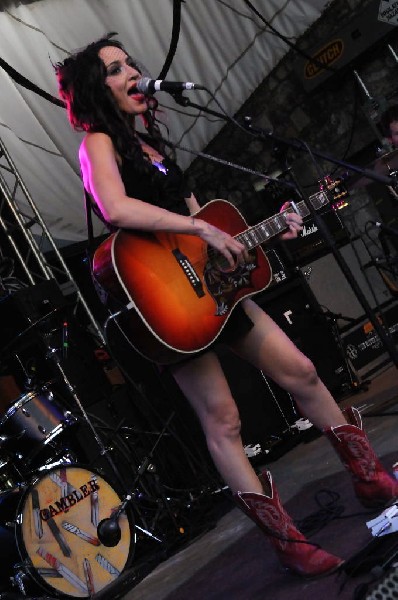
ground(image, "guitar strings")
xmin=172 ymin=192 xmax=325 ymax=274
xmin=184 ymin=208 xmax=294 ymax=273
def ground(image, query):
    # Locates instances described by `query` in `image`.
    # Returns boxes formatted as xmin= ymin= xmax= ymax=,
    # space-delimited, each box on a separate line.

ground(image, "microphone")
xmin=136 ymin=77 xmax=204 ymax=95
xmin=96 ymin=495 xmax=132 ymax=547
xmin=97 ymin=515 xmax=122 ymax=547
xmin=374 ymin=221 xmax=398 ymax=238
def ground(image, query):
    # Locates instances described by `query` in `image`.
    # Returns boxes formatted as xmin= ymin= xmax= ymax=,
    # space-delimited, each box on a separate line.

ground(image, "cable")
xmin=157 ymin=0 xmax=183 ymax=80
xmin=242 ymin=0 xmax=338 ymax=74
xmin=0 ymin=55 xmax=64 ymax=108
xmin=296 ymin=489 xmax=372 ymax=537
xmin=296 ymin=138 xmax=327 ymax=181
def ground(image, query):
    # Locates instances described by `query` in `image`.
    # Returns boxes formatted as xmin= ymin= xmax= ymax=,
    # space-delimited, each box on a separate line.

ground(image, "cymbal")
xmin=380 ymin=148 xmax=398 ymax=164
xmin=346 ymin=151 xmax=398 ymax=190
xmin=0 ymin=306 xmax=62 ymax=357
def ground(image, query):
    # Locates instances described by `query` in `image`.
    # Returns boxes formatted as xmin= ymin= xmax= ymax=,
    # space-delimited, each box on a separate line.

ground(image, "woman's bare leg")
xmin=229 ymin=299 xmax=346 ymax=429
xmin=171 ymin=352 xmax=264 ymax=493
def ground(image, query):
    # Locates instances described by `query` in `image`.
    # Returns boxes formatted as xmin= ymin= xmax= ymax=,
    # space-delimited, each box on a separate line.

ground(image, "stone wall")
xmin=184 ymin=0 xmax=398 ymax=233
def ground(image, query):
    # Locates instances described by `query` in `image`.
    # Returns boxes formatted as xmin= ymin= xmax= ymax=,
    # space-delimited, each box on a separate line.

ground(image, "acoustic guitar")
xmin=92 ymin=194 xmax=329 ymax=364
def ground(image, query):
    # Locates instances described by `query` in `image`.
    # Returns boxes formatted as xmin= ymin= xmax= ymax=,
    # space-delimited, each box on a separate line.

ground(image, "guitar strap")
xmin=84 ymin=187 xmax=95 ymax=264
xmin=83 ymin=186 xmax=112 ymax=308
xmin=83 ymin=186 xmax=125 ymax=311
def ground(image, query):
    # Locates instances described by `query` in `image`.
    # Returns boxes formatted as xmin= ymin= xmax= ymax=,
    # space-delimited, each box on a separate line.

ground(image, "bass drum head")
xmin=16 ymin=464 xmax=134 ymax=598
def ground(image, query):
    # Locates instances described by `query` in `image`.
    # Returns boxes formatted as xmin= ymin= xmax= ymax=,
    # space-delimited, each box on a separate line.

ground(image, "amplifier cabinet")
xmin=256 ymin=275 xmax=349 ymax=396
xmin=299 ymin=238 xmax=393 ymax=325
xmin=342 ymin=302 xmax=398 ymax=376
xmin=215 ymin=345 xmax=302 ymax=462
xmin=285 ymin=207 xmax=349 ymax=265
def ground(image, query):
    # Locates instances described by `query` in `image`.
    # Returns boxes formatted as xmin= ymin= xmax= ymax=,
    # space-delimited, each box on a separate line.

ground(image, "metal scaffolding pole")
xmin=0 ymin=137 xmax=105 ymax=345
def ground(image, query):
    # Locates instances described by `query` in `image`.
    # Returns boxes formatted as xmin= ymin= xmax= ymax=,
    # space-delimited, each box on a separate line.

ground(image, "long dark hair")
xmin=55 ymin=33 xmax=166 ymax=163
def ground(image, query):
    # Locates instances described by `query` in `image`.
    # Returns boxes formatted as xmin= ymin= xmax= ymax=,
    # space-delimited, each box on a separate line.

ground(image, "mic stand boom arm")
xmin=171 ymin=96 xmax=395 ymax=186
xmin=244 ymin=120 xmax=398 ymax=368
xmin=245 ymin=121 xmax=395 ymax=186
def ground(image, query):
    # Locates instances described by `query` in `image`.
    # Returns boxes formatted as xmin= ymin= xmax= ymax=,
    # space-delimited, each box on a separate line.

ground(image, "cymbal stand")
xmin=104 ymin=311 xmax=224 ymax=490
xmin=95 ymin=411 xmax=183 ymax=547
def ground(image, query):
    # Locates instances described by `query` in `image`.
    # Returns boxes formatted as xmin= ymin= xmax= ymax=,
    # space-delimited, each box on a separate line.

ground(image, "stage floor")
xmin=121 ymin=364 xmax=398 ymax=600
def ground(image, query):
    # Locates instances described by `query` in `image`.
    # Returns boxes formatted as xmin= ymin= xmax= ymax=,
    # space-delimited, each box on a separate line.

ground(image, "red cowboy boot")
xmin=324 ymin=406 xmax=398 ymax=508
xmin=234 ymin=470 xmax=343 ymax=578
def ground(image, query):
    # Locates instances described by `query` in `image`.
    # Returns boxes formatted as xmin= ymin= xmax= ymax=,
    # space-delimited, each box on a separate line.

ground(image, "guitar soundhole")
xmin=209 ymin=249 xmax=257 ymax=274
xmin=209 ymin=251 xmax=235 ymax=273
xmin=204 ymin=250 xmax=258 ymax=316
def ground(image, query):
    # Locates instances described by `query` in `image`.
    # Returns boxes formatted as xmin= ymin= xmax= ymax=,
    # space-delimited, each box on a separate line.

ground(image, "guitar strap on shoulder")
xmin=83 ymin=186 xmax=110 ymax=307
xmin=82 ymin=186 xmax=123 ymax=312
xmin=84 ymin=187 xmax=95 ymax=265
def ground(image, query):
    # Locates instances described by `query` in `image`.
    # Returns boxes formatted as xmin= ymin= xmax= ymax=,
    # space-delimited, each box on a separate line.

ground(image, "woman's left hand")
xmin=279 ymin=201 xmax=303 ymax=240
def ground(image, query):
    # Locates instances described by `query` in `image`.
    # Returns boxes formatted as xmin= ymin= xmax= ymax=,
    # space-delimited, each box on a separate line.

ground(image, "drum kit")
xmin=0 ymin=293 xmax=141 ymax=599
xmin=0 ymin=282 xmax=219 ymax=599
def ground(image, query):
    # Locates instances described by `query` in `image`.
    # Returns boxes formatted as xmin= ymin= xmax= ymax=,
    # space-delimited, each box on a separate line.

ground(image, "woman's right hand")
xmin=196 ymin=219 xmax=249 ymax=269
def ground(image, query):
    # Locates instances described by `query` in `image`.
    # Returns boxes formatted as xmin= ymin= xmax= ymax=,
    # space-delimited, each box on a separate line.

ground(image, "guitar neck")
xmin=236 ymin=191 xmax=329 ymax=249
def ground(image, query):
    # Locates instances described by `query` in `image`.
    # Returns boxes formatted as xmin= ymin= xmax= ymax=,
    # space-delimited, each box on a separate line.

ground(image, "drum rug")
xmin=163 ymin=452 xmax=398 ymax=600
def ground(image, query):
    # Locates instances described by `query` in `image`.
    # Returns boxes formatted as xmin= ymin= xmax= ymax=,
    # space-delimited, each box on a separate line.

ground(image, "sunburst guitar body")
xmin=92 ymin=195 xmax=329 ymax=364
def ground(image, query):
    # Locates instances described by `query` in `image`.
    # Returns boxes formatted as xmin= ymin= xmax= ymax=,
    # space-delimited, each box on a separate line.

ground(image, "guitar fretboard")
xmin=236 ymin=191 xmax=329 ymax=249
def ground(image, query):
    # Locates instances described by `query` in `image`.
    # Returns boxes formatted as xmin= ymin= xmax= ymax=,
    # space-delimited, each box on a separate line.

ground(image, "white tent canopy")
xmin=0 ymin=0 xmax=330 ymax=244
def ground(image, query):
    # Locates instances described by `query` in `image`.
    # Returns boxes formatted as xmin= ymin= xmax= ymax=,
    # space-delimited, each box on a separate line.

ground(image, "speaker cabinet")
xmin=299 ymin=238 xmax=393 ymax=324
xmin=256 ymin=275 xmax=348 ymax=395
xmin=285 ymin=207 xmax=349 ymax=265
xmin=215 ymin=345 xmax=302 ymax=461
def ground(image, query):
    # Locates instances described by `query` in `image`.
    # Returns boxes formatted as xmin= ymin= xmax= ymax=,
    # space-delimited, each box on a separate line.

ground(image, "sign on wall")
xmin=378 ymin=0 xmax=398 ymax=26
xmin=297 ymin=0 xmax=396 ymax=92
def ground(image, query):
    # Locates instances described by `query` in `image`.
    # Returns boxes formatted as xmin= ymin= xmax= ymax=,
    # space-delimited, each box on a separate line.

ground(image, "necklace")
xmin=152 ymin=159 xmax=168 ymax=175
xmin=141 ymin=143 xmax=168 ymax=175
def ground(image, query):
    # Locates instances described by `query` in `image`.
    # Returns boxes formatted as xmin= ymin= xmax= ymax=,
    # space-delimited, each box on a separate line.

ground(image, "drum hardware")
xmin=0 ymin=433 xmax=24 ymax=448
xmin=36 ymin=453 xmax=76 ymax=474
xmin=45 ymin=346 xmax=126 ymax=486
xmin=9 ymin=569 xmax=28 ymax=598
xmin=44 ymin=344 xmax=167 ymax=553
xmin=95 ymin=412 xmax=175 ymax=548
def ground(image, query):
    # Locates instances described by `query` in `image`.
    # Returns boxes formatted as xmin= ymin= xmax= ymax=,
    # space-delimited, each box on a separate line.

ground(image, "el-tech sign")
xmin=378 ymin=0 xmax=398 ymax=25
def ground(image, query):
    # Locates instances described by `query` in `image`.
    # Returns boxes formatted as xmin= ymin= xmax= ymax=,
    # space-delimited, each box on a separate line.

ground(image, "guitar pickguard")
xmin=204 ymin=251 xmax=258 ymax=316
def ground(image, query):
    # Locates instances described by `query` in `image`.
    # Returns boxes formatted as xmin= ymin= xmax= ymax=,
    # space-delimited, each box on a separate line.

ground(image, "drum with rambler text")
xmin=0 ymin=464 xmax=135 ymax=598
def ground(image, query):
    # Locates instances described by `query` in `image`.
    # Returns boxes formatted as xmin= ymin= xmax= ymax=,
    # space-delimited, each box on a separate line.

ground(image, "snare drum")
xmin=0 ymin=388 xmax=74 ymax=474
xmin=0 ymin=464 xmax=134 ymax=597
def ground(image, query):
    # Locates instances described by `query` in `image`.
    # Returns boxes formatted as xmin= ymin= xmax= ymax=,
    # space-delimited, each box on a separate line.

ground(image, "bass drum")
xmin=0 ymin=464 xmax=135 ymax=598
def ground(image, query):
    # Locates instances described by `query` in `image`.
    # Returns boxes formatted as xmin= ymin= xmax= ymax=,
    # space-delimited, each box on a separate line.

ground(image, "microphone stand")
xmin=170 ymin=94 xmax=398 ymax=367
